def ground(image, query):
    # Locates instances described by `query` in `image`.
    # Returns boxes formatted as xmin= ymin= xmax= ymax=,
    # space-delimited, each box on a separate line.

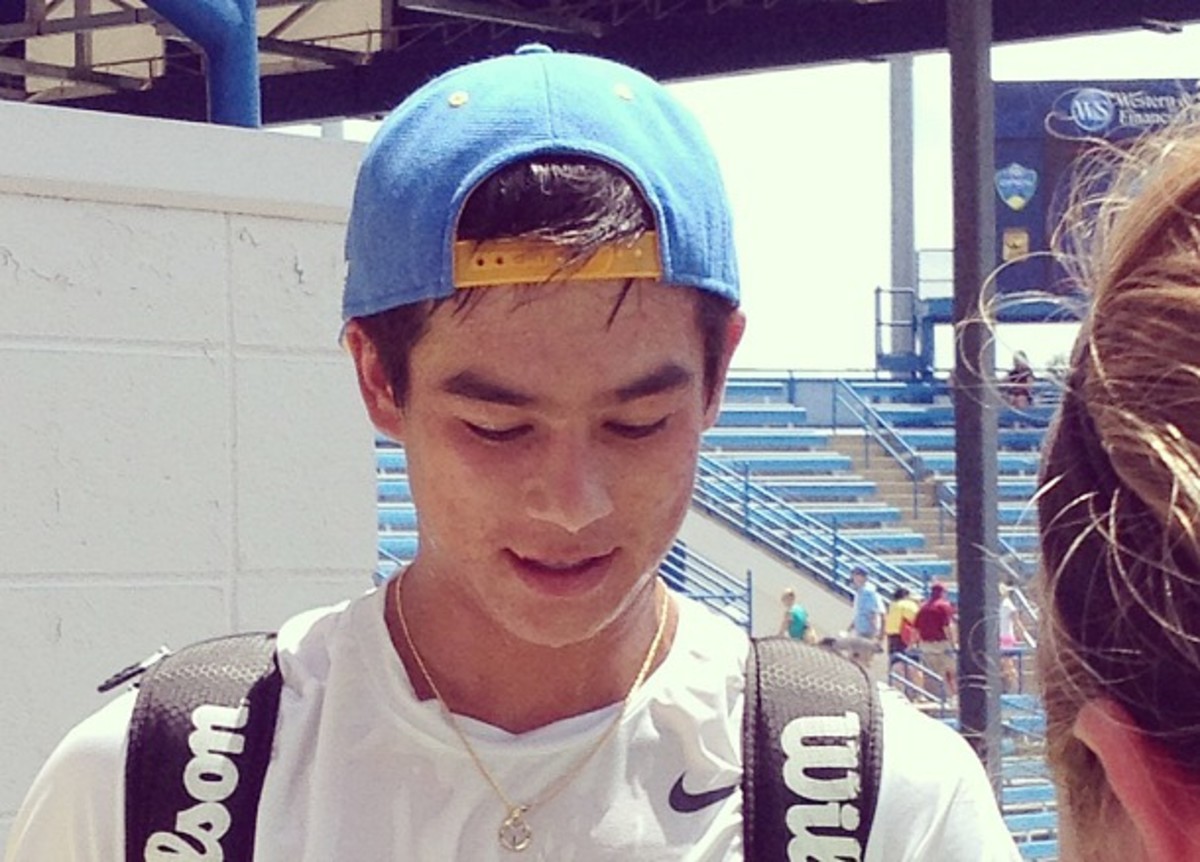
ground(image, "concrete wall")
xmin=0 ymin=101 xmax=378 ymax=843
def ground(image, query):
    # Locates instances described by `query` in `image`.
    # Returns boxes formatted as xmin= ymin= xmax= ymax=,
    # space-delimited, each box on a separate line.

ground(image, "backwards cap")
xmin=342 ymin=44 xmax=739 ymax=319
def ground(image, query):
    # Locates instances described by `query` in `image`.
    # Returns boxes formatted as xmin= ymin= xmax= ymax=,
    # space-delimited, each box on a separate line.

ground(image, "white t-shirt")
xmin=5 ymin=587 xmax=1021 ymax=862
xmin=999 ymin=596 xmax=1018 ymax=644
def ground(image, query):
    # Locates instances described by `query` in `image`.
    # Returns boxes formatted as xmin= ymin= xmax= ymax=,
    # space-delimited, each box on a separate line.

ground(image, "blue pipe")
xmin=144 ymin=0 xmax=260 ymax=127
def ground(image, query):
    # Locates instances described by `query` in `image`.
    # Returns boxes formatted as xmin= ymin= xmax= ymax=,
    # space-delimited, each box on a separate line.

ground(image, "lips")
xmin=509 ymin=550 xmax=615 ymax=574
xmin=505 ymin=548 xmax=618 ymax=597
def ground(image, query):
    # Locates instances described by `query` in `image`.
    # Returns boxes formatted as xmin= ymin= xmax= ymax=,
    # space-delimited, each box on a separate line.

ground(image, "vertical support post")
xmin=890 ymin=55 xmax=917 ymax=370
xmin=745 ymin=568 xmax=754 ymax=633
xmin=948 ymin=0 xmax=1002 ymax=793
xmin=741 ymin=465 xmax=751 ymax=531
xmin=74 ymin=0 xmax=93 ymax=71
xmin=831 ymin=523 xmax=840 ymax=582
xmin=143 ymin=0 xmax=261 ymax=127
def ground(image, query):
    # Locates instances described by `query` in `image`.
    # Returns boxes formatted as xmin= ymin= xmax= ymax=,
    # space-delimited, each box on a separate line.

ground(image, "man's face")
xmin=852 ymin=572 xmax=866 ymax=590
xmin=362 ymin=279 xmax=741 ymax=648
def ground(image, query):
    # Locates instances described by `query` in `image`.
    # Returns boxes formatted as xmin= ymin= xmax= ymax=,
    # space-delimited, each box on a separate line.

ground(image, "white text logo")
xmin=781 ymin=711 xmax=863 ymax=862
xmin=144 ymin=703 xmax=250 ymax=861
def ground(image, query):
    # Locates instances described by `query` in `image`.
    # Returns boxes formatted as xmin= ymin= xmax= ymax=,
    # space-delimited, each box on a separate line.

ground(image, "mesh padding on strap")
xmin=125 ymin=633 xmax=281 ymax=862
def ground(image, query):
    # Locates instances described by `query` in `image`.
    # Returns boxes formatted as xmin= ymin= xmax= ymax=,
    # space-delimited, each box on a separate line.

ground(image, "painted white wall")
xmin=0 ymin=101 xmax=379 ymax=842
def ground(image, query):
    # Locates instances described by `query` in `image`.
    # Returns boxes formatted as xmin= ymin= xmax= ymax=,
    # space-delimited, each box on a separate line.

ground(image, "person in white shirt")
xmin=6 ymin=46 xmax=1019 ymax=862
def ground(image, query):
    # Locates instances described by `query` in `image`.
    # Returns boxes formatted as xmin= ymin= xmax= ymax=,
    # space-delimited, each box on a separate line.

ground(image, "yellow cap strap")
xmin=452 ymin=232 xmax=661 ymax=288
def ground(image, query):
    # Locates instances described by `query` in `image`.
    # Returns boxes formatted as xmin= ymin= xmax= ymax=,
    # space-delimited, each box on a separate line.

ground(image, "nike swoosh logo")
xmin=668 ymin=774 xmax=738 ymax=813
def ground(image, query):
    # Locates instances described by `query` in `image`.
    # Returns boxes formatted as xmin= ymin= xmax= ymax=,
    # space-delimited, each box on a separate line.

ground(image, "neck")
xmin=386 ymin=567 xmax=674 ymax=733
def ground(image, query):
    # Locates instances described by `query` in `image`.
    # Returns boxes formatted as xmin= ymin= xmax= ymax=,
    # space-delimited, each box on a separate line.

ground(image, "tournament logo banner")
xmin=993 ymin=79 xmax=1200 ymax=297
xmin=994 ymin=163 xmax=1038 ymax=212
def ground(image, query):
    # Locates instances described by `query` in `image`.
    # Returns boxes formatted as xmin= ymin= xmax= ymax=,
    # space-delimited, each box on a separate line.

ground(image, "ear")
xmin=1073 ymin=698 xmax=1200 ymax=861
xmin=703 ymin=309 xmax=746 ymax=429
xmin=342 ymin=320 xmax=406 ymax=443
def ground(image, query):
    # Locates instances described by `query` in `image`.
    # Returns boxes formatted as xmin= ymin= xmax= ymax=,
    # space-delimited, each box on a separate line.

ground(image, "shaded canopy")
xmin=4 ymin=0 xmax=1200 ymax=123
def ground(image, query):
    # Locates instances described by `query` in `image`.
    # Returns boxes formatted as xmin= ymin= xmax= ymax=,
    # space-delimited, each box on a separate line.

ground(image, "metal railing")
xmin=661 ymin=547 xmax=752 ymax=629
xmin=935 ymin=491 xmax=1037 ymax=582
xmin=887 ymin=651 xmax=952 ymax=716
xmin=693 ymin=452 xmax=927 ymax=598
xmin=831 ymin=379 xmax=928 ymax=516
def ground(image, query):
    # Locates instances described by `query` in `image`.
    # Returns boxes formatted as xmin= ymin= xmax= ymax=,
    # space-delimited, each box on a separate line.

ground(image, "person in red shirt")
xmin=914 ymin=582 xmax=957 ymax=697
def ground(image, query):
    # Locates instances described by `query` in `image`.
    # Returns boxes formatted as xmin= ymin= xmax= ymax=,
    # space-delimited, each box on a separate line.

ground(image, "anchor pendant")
xmin=499 ymin=806 xmax=533 ymax=852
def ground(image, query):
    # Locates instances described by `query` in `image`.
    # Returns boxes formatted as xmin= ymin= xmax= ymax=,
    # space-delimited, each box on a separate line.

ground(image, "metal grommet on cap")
xmin=614 ymin=83 xmax=634 ymax=102
xmin=515 ymin=43 xmax=553 ymax=55
xmin=448 ymin=90 xmax=469 ymax=108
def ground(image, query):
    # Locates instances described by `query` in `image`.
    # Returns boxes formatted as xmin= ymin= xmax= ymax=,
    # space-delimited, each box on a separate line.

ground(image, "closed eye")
xmin=464 ymin=422 xmax=530 ymax=443
xmin=606 ymin=417 xmax=668 ymax=439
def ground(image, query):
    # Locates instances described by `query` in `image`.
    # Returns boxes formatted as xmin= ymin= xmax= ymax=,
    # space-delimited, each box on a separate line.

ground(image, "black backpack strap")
xmin=123 ymin=632 xmax=282 ymax=862
xmin=742 ymin=637 xmax=883 ymax=861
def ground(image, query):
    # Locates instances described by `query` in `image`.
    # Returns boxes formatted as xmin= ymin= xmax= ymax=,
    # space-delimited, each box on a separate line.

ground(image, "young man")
xmin=5 ymin=46 xmax=1019 ymax=860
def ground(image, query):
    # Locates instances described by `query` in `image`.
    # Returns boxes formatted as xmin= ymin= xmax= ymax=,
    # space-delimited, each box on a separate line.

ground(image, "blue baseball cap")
xmin=341 ymin=44 xmax=739 ymax=319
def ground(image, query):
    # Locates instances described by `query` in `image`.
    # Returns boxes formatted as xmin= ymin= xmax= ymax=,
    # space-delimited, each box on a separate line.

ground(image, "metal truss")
xmin=6 ymin=0 xmax=1200 ymax=122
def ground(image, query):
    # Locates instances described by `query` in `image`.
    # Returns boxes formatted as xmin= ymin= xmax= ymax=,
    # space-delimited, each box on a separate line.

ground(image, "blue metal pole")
xmin=144 ymin=0 xmax=261 ymax=127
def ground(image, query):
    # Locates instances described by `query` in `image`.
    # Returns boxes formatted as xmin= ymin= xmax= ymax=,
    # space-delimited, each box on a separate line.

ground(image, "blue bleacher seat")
xmin=1000 ymin=531 xmax=1039 ymax=551
xmin=889 ymin=558 xmax=953 ymax=580
xmin=709 ymin=452 xmax=853 ymax=475
xmin=1002 ymin=757 xmax=1048 ymax=782
xmin=1004 ymin=810 xmax=1057 ymax=835
xmin=378 ymin=479 xmax=412 ymax=502
xmin=376 ymin=448 xmax=408 ymax=473
xmin=1000 ymin=502 xmax=1038 ymax=527
xmin=800 ymin=505 xmax=904 ymax=527
xmin=715 ymin=405 xmax=808 ymax=427
xmin=378 ymin=504 xmax=418 ymax=530
xmin=918 ymin=451 xmax=1041 ymax=475
xmin=753 ymin=480 xmax=877 ymax=501
xmin=937 ymin=479 xmax=1037 ymax=502
xmin=847 ymin=380 xmax=947 ymax=403
xmin=722 ymin=380 xmax=790 ymax=402
xmin=872 ymin=403 xmax=1057 ymax=428
xmin=380 ymin=533 xmax=419 ymax=558
xmin=836 ymin=530 xmax=926 ymax=552
xmin=1017 ymin=839 xmax=1059 ymax=860
xmin=1002 ymin=783 xmax=1057 ymax=808
xmin=703 ymin=428 xmax=829 ymax=450
xmin=896 ymin=427 xmax=1045 ymax=450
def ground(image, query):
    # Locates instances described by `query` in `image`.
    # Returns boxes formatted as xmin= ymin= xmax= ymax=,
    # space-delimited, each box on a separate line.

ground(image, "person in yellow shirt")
xmin=885 ymin=587 xmax=921 ymax=692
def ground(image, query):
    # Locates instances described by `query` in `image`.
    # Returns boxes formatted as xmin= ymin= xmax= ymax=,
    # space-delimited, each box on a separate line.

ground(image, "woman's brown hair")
xmin=1038 ymin=120 xmax=1200 ymax=851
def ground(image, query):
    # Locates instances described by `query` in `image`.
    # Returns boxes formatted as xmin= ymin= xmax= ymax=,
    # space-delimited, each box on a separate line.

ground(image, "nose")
xmin=522 ymin=434 xmax=614 ymax=534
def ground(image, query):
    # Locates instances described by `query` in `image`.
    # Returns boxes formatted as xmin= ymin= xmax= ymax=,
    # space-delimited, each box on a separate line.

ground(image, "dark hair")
xmin=354 ymin=157 xmax=736 ymax=405
xmin=891 ymin=587 xmax=910 ymax=602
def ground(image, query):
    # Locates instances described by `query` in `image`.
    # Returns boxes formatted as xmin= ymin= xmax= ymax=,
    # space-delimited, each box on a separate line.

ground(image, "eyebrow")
xmin=439 ymin=363 xmax=694 ymax=408
xmin=440 ymin=371 xmax=535 ymax=407
xmin=612 ymin=363 xmax=694 ymax=402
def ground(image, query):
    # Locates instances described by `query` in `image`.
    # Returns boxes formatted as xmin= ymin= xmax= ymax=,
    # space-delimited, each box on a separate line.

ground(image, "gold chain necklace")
xmin=393 ymin=574 xmax=669 ymax=853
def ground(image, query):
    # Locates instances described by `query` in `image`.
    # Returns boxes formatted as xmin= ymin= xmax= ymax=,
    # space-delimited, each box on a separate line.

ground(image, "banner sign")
xmin=994 ymin=79 xmax=1200 ymax=295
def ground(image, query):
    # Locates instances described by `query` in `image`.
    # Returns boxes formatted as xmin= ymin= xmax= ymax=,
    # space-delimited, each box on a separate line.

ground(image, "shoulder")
xmin=673 ymin=594 xmax=749 ymax=663
xmin=867 ymin=691 xmax=1020 ymax=861
xmin=274 ymin=587 xmax=380 ymax=686
xmin=5 ymin=692 xmax=133 ymax=861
